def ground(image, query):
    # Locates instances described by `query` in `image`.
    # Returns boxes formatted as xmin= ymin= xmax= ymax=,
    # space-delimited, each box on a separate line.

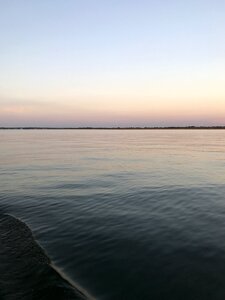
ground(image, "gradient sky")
xmin=1 ymin=0 xmax=225 ymax=127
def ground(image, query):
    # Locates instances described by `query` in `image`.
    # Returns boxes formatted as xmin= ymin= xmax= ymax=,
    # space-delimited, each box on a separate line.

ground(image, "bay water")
xmin=0 ymin=129 xmax=225 ymax=299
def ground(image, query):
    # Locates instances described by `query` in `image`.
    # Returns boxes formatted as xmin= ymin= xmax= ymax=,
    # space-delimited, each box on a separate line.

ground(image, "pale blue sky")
xmin=1 ymin=0 xmax=225 ymax=126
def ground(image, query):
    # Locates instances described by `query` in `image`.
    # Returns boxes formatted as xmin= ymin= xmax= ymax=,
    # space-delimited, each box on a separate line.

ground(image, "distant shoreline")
xmin=1 ymin=126 xmax=225 ymax=130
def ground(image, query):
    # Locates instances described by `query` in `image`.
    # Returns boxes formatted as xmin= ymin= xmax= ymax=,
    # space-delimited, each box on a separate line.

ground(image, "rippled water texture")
xmin=0 ymin=129 xmax=225 ymax=299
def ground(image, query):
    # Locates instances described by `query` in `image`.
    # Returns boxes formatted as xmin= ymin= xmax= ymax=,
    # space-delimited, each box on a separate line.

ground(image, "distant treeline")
xmin=1 ymin=126 xmax=225 ymax=130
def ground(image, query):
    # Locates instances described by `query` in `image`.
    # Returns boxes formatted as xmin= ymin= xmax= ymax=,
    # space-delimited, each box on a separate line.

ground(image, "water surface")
xmin=0 ymin=130 xmax=225 ymax=299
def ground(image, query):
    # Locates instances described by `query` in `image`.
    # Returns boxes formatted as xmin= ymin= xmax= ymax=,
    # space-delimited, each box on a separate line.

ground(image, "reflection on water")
xmin=0 ymin=130 xmax=225 ymax=299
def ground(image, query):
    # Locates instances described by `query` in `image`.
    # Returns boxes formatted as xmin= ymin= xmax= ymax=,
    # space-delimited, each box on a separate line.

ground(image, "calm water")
xmin=1 ymin=130 xmax=225 ymax=299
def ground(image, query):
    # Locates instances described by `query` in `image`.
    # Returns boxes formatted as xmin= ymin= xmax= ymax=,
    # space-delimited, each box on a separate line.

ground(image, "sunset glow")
xmin=1 ymin=1 xmax=225 ymax=126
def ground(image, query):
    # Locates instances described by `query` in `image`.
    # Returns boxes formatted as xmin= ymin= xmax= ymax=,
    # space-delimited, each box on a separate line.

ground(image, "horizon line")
xmin=1 ymin=126 xmax=225 ymax=130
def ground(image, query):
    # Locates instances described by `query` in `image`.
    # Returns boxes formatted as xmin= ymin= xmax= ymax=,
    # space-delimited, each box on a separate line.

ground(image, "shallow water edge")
xmin=0 ymin=214 xmax=93 ymax=300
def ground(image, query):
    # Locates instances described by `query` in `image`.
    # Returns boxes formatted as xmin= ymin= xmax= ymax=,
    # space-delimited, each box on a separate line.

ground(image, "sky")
xmin=0 ymin=0 xmax=225 ymax=127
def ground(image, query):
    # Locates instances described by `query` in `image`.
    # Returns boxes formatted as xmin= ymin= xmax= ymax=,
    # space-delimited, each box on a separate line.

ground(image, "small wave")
xmin=0 ymin=214 xmax=92 ymax=300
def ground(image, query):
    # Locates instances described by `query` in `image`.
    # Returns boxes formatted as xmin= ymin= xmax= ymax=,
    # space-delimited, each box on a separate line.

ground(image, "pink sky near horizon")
xmin=1 ymin=97 xmax=225 ymax=127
